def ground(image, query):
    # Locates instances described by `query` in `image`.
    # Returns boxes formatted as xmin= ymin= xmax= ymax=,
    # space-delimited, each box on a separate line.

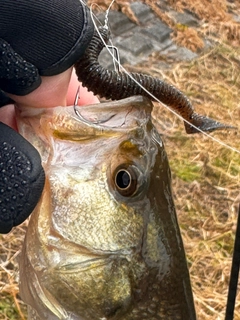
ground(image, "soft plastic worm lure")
xmin=75 ymin=26 xmax=233 ymax=134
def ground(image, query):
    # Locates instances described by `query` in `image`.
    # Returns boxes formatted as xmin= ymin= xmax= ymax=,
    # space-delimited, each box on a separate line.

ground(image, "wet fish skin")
xmin=17 ymin=96 xmax=196 ymax=320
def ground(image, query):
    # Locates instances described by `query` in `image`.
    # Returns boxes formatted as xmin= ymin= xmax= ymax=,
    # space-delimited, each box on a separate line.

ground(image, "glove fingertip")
xmin=0 ymin=38 xmax=41 ymax=96
xmin=0 ymin=123 xmax=45 ymax=233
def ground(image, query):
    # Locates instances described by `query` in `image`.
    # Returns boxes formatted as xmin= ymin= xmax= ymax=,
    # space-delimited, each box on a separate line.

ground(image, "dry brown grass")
xmin=1 ymin=1 xmax=240 ymax=319
xmin=129 ymin=38 xmax=240 ymax=319
xmin=0 ymin=223 xmax=28 ymax=319
xmin=87 ymin=0 xmax=140 ymax=24
xmin=93 ymin=0 xmax=240 ymax=52
xmin=173 ymin=26 xmax=205 ymax=52
xmin=148 ymin=0 xmax=240 ymax=51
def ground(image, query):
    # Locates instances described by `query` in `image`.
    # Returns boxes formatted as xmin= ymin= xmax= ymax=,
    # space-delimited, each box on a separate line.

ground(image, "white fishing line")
xmin=104 ymin=0 xmax=116 ymax=29
xmin=89 ymin=1 xmax=121 ymax=72
xmin=87 ymin=1 xmax=240 ymax=155
xmin=80 ymin=1 xmax=120 ymax=72
xmin=79 ymin=0 xmax=103 ymax=28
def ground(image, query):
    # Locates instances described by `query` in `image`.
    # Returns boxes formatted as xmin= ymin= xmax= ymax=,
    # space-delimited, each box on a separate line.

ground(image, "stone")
xmin=97 ymin=11 xmax=136 ymax=36
xmin=169 ymin=10 xmax=200 ymax=27
xmin=117 ymin=33 xmax=153 ymax=56
xmin=130 ymin=1 xmax=154 ymax=23
xmin=142 ymin=21 xmax=172 ymax=43
xmin=162 ymin=44 xmax=198 ymax=61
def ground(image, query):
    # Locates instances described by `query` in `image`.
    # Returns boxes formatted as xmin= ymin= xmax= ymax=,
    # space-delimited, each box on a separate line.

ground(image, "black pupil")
xmin=116 ymin=170 xmax=131 ymax=189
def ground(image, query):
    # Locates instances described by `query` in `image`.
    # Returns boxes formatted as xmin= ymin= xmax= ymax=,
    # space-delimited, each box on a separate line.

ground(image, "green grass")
xmin=0 ymin=294 xmax=26 ymax=320
xmin=170 ymin=159 xmax=201 ymax=182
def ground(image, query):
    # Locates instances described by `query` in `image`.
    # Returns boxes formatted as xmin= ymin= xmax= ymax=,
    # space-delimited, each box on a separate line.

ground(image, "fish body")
xmin=17 ymin=96 xmax=196 ymax=319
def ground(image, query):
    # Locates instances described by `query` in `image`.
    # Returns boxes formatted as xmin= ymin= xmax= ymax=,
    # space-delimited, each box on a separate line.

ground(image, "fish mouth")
xmin=47 ymin=239 xmax=135 ymax=273
xmin=55 ymin=254 xmax=126 ymax=273
xmin=73 ymin=96 xmax=152 ymax=130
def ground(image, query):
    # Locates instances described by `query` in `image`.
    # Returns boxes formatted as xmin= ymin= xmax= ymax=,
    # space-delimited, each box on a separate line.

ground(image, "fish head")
xmin=18 ymin=96 xmax=195 ymax=319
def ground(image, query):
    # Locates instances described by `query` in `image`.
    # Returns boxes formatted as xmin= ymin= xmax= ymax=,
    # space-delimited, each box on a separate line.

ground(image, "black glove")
xmin=0 ymin=0 xmax=94 ymax=233
xmin=0 ymin=122 xmax=45 ymax=233
xmin=0 ymin=0 xmax=94 ymax=95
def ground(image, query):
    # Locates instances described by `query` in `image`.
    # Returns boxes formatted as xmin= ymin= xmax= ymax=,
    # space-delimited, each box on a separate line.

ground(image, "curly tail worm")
xmin=75 ymin=26 xmax=233 ymax=134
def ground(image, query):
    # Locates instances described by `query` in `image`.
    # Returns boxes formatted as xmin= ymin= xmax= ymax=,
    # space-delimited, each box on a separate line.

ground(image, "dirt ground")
xmin=1 ymin=1 xmax=240 ymax=319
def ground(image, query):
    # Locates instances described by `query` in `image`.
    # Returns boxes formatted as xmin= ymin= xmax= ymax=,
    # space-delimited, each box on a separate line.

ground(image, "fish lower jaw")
xmin=29 ymin=252 xmax=149 ymax=320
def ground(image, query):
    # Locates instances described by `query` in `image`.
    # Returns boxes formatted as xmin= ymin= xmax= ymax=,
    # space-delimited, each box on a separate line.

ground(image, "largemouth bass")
xmin=17 ymin=96 xmax=196 ymax=320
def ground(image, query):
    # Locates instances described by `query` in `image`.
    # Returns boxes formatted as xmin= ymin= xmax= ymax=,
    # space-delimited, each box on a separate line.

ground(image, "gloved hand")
xmin=0 ymin=0 xmax=95 ymax=233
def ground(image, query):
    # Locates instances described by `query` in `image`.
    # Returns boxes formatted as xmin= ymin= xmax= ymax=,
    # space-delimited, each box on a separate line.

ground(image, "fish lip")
xmin=54 ymin=250 xmax=132 ymax=272
xmin=55 ymin=257 xmax=110 ymax=272
xmin=44 ymin=234 xmax=134 ymax=271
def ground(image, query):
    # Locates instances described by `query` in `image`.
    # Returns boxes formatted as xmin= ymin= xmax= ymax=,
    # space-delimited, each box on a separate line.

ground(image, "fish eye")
xmin=114 ymin=166 xmax=138 ymax=197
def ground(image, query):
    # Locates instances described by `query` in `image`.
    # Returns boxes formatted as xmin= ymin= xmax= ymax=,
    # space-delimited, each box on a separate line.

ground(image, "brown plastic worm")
xmin=75 ymin=26 xmax=232 ymax=134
